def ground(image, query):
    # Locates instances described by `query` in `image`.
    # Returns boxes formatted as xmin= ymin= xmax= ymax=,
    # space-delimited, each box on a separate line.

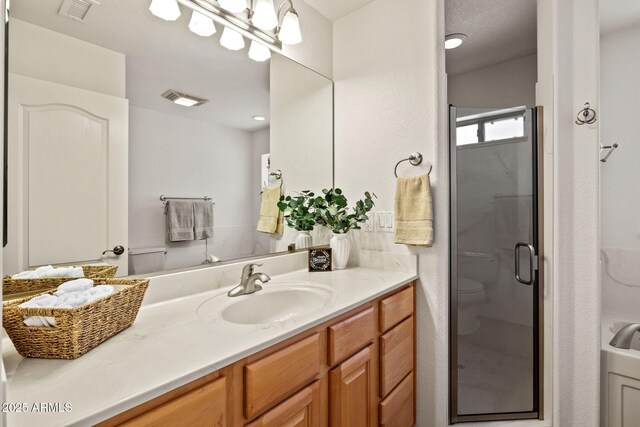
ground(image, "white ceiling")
xmin=11 ymin=0 xmax=271 ymax=131
xmin=303 ymin=0 xmax=377 ymax=22
xmin=600 ymin=0 xmax=640 ymax=34
xmin=445 ymin=0 xmax=537 ymax=76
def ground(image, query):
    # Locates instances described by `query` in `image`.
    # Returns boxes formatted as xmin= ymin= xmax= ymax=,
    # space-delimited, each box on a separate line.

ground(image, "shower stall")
xmin=449 ymin=106 xmax=543 ymax=423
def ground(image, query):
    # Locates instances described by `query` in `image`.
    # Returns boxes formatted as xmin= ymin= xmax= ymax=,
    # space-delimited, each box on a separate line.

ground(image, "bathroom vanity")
xmin=2 ymin=253 xmax=417 ymax=426
xmin=100 ymin=283 xmax=415 ymax=427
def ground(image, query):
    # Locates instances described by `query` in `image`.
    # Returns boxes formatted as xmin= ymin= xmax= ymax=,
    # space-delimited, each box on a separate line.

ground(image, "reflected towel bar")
xmin=160 ymin=195 xmax=214 ymax=204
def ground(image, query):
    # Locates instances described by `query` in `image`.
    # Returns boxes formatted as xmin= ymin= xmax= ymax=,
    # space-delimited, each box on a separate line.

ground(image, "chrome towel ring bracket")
xmin=575 ymin=102 xmax=597 ymax=125
xmin=394 ymin=152 xmax=432 ymax=178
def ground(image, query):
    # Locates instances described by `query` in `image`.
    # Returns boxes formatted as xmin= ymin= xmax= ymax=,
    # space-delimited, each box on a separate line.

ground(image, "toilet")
xmin=128 ymin=247 xmax=166 ymax=275
xmin=457 ymin=252 xmax=498 ymax=335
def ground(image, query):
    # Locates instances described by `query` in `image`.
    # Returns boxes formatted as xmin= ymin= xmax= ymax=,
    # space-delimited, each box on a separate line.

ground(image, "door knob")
xmin=103 ymin=245 xmax=125 ymax=256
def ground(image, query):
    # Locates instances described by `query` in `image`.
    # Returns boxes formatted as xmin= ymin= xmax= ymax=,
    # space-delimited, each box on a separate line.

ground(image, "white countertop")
xmin=3 ymin=265 xmax=417 ymax=427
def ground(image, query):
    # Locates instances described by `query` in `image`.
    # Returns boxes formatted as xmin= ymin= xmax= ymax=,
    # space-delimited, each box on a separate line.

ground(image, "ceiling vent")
xmin=161 ymin=90 xmax=209 ymax=107
xmin=58 ymin=0 xmax=100 ymax=23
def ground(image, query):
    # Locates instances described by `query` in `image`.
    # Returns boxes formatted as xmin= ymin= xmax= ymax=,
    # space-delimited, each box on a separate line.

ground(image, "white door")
xmin=5 ymin=74 xmax=129 ymax=275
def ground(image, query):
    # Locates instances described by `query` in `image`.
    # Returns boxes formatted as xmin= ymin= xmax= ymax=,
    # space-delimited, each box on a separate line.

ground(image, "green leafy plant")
xmin=277 ymin=191 xmax=318 ymax=232
xmin=314 ymin=188 xmax=376 ymax=234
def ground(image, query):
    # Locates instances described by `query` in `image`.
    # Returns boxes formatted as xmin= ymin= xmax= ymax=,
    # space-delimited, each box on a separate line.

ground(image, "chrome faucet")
xmin=610 ymin=323 xmax=640 ymax=349
xmin=227 ymin=263 xmax=271 ymax=297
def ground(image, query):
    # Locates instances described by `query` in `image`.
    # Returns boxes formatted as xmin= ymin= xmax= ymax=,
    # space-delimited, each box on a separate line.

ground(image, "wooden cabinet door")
xmin=329 ymin=346 xmax=373 ymax=427
xmin=246 ymin=381 xmax=320 ymax=427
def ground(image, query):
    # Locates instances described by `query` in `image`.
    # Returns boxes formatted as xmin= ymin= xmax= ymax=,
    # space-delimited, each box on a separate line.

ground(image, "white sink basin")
xmin=197 ymin=282 xmax=337 ymax=325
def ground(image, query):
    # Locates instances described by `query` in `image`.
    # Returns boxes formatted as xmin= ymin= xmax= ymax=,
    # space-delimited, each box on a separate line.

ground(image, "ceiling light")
xmin=189 ymin=10 xmax=216 ymax=37
xmin=278 ymin=8 xmax=301 ymax=45
xmin=445 ymin=33 xmax=467 ymax=50
xmin=252 ymin=0 xmax=277 ymax=31
xmin=218 ymin=0 xmax=247 ymax=14
xmin=248 ymin=40 xmax=271 ymax=62
xmin=149 ymin=0 xmax=181 ymax=21
xmin=161 ymin=90 xmax=209 ymax=107
xmin=220 ymin=26 xmax=245 ymax=50
xmin=253 ymin=115 xmax=266 ymax=121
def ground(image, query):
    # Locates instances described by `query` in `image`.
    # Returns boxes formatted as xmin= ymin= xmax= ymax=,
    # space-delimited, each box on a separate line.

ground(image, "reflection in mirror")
xmin=4 ymin=0 xmax=333 ymax=294
xmin=446 ymin=0 xmax=541 ymax=422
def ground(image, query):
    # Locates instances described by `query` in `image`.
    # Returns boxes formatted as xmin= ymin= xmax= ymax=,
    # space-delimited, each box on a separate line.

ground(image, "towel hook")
xmin=270 ymin=169 xmax=282 ymax=180
xmin=394 ymin=152 xmax=431 ymax=178
xmin=575 ymin=102 xmax=597 ymax=125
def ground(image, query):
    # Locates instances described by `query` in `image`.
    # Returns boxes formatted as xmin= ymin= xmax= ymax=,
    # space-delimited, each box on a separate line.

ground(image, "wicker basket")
xmin=3 ymin=265 xmax=118 ymax=296
xmin=3 ymin=278 xmax=149 ymax=359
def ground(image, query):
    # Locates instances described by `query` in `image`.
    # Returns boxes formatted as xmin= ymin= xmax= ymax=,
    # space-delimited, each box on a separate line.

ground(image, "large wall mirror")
xmin=3 ymin=0 xmax=333 ymax=289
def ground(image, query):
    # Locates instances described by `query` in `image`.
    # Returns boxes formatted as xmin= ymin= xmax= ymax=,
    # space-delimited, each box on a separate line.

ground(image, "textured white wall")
xmin=8 ymin=19 xmax=125 ymax=98
xmin=551 ymin=0 xmax=601 ymax=426
xmin=128 ymin=106 xmax=258 ymax=270
xmin=600 ymin=23 xmax=640 ymax=318
xmin=334 ymin=0 xmax=448 ymax=425
xmin=449 ymin=55 xmax=538 ymax=108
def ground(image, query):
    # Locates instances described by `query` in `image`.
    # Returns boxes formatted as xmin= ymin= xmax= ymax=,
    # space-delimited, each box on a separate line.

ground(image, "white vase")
xmin=330 ymin=232 xmax=351 ymax=270
xmin=295 ymin=231 xmax=312 ymax=249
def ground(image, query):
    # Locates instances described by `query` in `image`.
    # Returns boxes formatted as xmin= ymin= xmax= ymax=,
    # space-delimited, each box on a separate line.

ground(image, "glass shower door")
xmin=449 ymin=106 xmax=542 ymax=423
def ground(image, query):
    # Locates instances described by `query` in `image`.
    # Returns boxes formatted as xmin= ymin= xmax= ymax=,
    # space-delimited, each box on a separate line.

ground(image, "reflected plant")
xmin=277 ymin=191 xmax=317 ymax=232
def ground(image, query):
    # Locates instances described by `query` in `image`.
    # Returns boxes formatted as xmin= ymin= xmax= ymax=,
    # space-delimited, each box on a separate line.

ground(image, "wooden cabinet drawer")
xmin=244 ymin=334 xmax=321 ymax=419
xmin=379 ymin=286 xmax=414 ymax=332
xmin=328 ymin=307 xmax=374 ymax=366
xmin=246 ymin=381 xmax=320 ymax=427
xmin=380 ymin=317 xmax=414 ymax=397
xmin=120 ymin=376 xmax=226 ymax=427
xmin=379 ymin=372 xmax=414 ymax=427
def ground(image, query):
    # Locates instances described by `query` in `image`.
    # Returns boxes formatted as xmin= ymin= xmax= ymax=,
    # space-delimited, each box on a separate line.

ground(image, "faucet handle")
xmin=242 ymin=262 xmax=263 ymax=277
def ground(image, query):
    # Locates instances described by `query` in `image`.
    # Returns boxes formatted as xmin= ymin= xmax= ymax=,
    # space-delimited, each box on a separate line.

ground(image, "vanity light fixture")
xmin=251 ymin=0 xmax=278 ymax=31
xmin=151 ymin=0 xmax=304 ymax=62
xmin=218 ymin=0 xmax=248 ymax=14
xmin=149 ymin=0 xmax=181 ymax=21
xmin=188 ymin=10 xmax=216 ymax=37
xmin=252 ymin=115 xmax=267 ymax=121
xmin=445 ymin=33 xmax=467 ymax=49
xmin=220 ymin=26 xmax=246 ymax=50
xmin=161 ymin=90 xmax=209 ymax=107
xmin=248 ymin=40 xmax=271 ymax=61
xmin=276 ymin=0 xmax=301 ymax=45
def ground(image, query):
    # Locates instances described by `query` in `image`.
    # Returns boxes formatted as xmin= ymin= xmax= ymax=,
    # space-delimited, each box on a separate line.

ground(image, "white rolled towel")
xmin=85 ymin=285 xmax=115 ymax=302
xmin=34 ymin=265 xmax=54 ymax=275
xmin=54 ymin=278 xmax=94 ymax=296
xmin=19 ymin=299 xmax=55 ymax=327
xmin=55 ymin=292 xmax=89 ymax=308
xmin=11 ymin=271 xmax=38 ymax=279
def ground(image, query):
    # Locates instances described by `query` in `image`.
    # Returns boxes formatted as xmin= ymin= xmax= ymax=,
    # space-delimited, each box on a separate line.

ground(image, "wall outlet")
xmin=362 ymin=213 xmax=374 ymax=232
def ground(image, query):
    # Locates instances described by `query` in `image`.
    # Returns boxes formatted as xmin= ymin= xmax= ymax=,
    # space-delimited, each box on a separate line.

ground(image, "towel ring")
xmin=394 ymin=152 xmax=431 ymax=178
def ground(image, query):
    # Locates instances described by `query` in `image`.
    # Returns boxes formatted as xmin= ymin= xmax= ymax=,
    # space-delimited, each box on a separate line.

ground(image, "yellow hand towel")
xmin=394 ymin=173 xmax=433 ymax=247
xmin=257 ymin=181 xmax=282 ymax=234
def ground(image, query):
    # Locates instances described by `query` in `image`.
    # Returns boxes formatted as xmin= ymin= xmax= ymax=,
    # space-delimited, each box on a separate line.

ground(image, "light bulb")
xmin=218 ymin=0 xmax=247 ymax=14
xmin=149 ymin=0 xmax=181 ymax=21
xmin=445 ymin=33 xmax=467 ymax=49
xmin=278 ymin=10 xmax=302 ymax=45
xmin=220 ymin=27 xmax=245 ymax=51
xmin=248 ymin=41 xmax=271 ymax=62
xmin=189 ymin=10 xmax=216 ymax=37
xmin=252 ymin=0 xmax=277 ymax=31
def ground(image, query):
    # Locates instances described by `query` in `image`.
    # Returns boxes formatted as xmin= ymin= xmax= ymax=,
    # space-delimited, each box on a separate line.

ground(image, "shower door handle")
xmin=515 ymin=242 xmax=537 ymax=286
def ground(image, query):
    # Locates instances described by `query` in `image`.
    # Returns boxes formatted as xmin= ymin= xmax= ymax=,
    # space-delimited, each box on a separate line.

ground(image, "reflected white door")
xmin=6 ymin=74 xmax=128 ymax=275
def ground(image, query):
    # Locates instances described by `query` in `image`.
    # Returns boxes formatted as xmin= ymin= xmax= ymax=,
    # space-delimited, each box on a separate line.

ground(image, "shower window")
xmin=456 ymin=108 xmax=527 ymax=146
